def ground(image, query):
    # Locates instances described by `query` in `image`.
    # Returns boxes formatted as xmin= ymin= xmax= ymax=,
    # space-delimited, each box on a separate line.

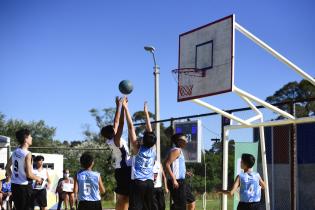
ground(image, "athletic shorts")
xmin=31 ymin=189 xmax=47 ymax=207
xmin=129 ymin=179 xmax=154 ymax=210
xmin=237 ymin=201 xmax=261 ymax=210
xmin=11 ymin=183 xmax=33 ymax=210
xmin=78 ymin=200 xmax=102 ymax=210
xmin=114 ymin=166 xmax=131 ymax=196
xmin=152 ymin=187 xmax=165 ymax=210
xmin=168 ymin=179 xmax=195 ymax=210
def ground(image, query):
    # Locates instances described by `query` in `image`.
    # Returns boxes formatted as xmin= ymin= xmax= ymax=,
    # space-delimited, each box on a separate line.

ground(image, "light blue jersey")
xmin=131 ymin=146 xmax=156 ymax=181
xmin=77 ymin=170 xmax=101 ymax=202
xmin=239 ymin=172 xmax=261 ymax=202
xmin=1 ymin=179 xmax=11 ymax=193
xmin=170 ymin=148 xmax=186 ymax=180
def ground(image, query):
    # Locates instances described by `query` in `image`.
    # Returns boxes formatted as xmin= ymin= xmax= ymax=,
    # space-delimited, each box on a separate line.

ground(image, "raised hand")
xmin=144 ymin=101 xmax=148 ymax=113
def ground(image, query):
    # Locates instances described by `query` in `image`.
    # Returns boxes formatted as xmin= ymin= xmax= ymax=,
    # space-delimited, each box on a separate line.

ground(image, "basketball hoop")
xmin=171 ymin=68 xmax=205 ymax=97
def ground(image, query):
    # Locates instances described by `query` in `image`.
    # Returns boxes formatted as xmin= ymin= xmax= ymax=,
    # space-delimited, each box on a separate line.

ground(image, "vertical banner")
xmin=233 ymin=142 xmax=258 ymax=210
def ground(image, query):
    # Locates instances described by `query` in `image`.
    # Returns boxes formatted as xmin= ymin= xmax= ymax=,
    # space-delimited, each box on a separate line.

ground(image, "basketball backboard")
xmin=177 ymin=14 xmax=235 ymax=101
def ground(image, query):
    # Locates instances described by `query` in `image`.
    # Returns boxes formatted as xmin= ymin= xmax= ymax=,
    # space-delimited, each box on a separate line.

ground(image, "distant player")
xmin=125 ymin=100 xmax=156 ymax=210
xmin=5 ymin=128 xmax=42 ymax=210
xmin=74 ymin=152 xmax=105 ymax=210
xmin=152 ymin=160 xmax=168 ymax=210
xmin=165 ymin=133 xmax=196 ymax=210
xmin=0 ymin=173 xmax=12 ymax=210
xmin=220 ymin=153 xmax=265 ymax=210
xmin=31 ymin=155 xmax=51 ymax=210
xmin=100 ymin=96 xmax=131 ymax=210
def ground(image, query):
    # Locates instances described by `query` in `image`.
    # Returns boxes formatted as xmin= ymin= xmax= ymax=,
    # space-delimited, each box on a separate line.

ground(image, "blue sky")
xmin=1 ymin=0 xmax=314 ymax=149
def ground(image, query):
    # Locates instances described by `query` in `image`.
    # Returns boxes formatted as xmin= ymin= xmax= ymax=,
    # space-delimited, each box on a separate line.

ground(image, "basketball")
xmin=119 ymin=80 xmax=133 ymax=95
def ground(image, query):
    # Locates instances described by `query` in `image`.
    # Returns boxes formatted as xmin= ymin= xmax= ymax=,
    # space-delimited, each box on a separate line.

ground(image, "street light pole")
xmin=144 ymin=46 xmax=161 ymax=163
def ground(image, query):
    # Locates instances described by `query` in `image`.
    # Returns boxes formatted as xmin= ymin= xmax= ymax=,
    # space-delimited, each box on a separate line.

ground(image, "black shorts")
xmin=31 ymin=189 xmax=47 ymax=207
xmin=168 ymin=179 xmax=195 ymax=210
xmin=185 ymin=183 xmax=195 ymax=204
xmin=78 ymin=200 xmax=102 ymax=210
xmin=11 ymin=183 xmax=33 ymax=210
xmin=237 ymin=202 xmax=261 ymax=210
xmin=114 ymin=167 xmax=131 ymax=196
xmin=129 ymin=179 xmax=154 ymax=210
xmin=152 ymin=187 xmax=165 ymax=210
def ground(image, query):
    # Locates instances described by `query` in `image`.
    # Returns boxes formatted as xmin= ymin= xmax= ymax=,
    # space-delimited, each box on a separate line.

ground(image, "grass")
xmin=102 ymin=198 xmax=234 ymax=210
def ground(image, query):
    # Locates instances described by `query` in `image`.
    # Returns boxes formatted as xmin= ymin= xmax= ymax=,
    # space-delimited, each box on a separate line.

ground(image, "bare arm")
xmin=113 ymin=96 xmax=122 ymax=134
xmin=73 ymin=175 xmax=78 ymax=200
xmin=25 ymin=153 xmax=41 ymax=182
xmin=123 ymin=99 xmax=138 ymax=153
xmin=259 ymin=177 xmax=266 ymax=190
xmin=99 ymin=176 xmax=106 ymax=194
xmin=161 ymin=163 xmax=169 ymax=193
xmin=221 ymin=175 xmax=240 ymax=196
xmin=46 ymin=170 xmax=52 ymax=189
xmin=114 ymin=104 xmax=125 ymax=147
xmin=144 ymin=102 xmax=152 ymax=132
xmin=165 ymin=149 xmax=180 ymax=183
xmin=5 ymin=157 xmax=12 ymax=177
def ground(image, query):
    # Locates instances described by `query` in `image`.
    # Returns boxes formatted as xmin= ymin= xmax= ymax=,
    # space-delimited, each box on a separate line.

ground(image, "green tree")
xmin=0 ymin=113 xmax=58 ymax=152
xmin=266 ymin=79 xmax=315 ymax=117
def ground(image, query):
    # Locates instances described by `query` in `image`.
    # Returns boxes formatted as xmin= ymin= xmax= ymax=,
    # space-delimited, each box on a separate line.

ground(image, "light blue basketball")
xmin=119 ymin=80 xmax=133 ymax=95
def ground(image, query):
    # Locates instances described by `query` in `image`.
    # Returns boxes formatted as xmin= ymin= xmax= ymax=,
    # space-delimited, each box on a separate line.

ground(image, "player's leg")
xmin=143 ymin=180 xmax=154 ymax=210
xmin=115 ymin=167 xmax=131 ymax=210
xmin=0 ymin=192 xmax=4 ymax=208
xmin=169 ymin=179 xmax=186 ymax=210
xmin=116 ymin=194 xmax=129 ymax=210
xmin=186 ymin=184 xmax=196 ymax=210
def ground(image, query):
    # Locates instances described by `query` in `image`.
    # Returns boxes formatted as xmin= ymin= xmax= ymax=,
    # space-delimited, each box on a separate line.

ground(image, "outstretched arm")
xmin=113 ymin=97 xmax=122 ymax=134
xmin=114 ymin=99 xmax=125 ymax=147
xmin=144 ymin=102 xmax=152 ymax=132
xmin=122 ymin=98 xmax=138 ymax=153
xmin=220 ymin=175 xmax=240 ymax=196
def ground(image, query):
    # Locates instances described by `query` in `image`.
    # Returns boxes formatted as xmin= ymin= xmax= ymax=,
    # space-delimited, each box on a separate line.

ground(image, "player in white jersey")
xmin=152 ymin=161 xmax=168 ymax=210
xmin=5 ymin=129 xmax=42 ymax=210
xmin=100 ymin=96 xmax=131 ymax=210
xmin=31 ymin=155 xmax=51 ymax=210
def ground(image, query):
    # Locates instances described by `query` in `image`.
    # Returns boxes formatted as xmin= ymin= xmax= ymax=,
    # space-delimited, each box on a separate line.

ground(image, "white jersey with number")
xmin=32 ymin=168 xmax=48 ymax=190
xmin=11 ymin=148 xmax=30 ymax=185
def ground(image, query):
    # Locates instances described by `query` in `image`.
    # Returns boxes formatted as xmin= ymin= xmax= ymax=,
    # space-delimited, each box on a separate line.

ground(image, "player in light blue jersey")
xmin=74 ymin=152 xmax=105 ymax=210
xmin=220 ymin=153 xmax=266 ymax=210
xmin=124 ymin=100 xmax=156 ymax=210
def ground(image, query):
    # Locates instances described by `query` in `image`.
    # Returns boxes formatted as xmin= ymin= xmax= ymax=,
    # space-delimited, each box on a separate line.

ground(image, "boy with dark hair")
xmin=31 ymin=155 xmax=51 ymax=210
xmin=100 ymin=97 xmax=131 ymax=210
xmin=220 ymin=153 xmax=266 ymax=210
xmin=5 ymin=128 xmax=42 ymax=210
xmin=125 ymin=101 xmax=156 ymax=210
xmin=165 ymin=133 xmax=196 ymax=210
xmin=74 ymin=152 xmax=105 ymax=210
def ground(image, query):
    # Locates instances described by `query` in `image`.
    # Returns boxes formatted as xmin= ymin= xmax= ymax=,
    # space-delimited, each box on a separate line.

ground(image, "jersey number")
xmin=83 ymin=183 xmax=91 ymax=195
xmin=13 ymin=160 xmax=19 ymax=177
